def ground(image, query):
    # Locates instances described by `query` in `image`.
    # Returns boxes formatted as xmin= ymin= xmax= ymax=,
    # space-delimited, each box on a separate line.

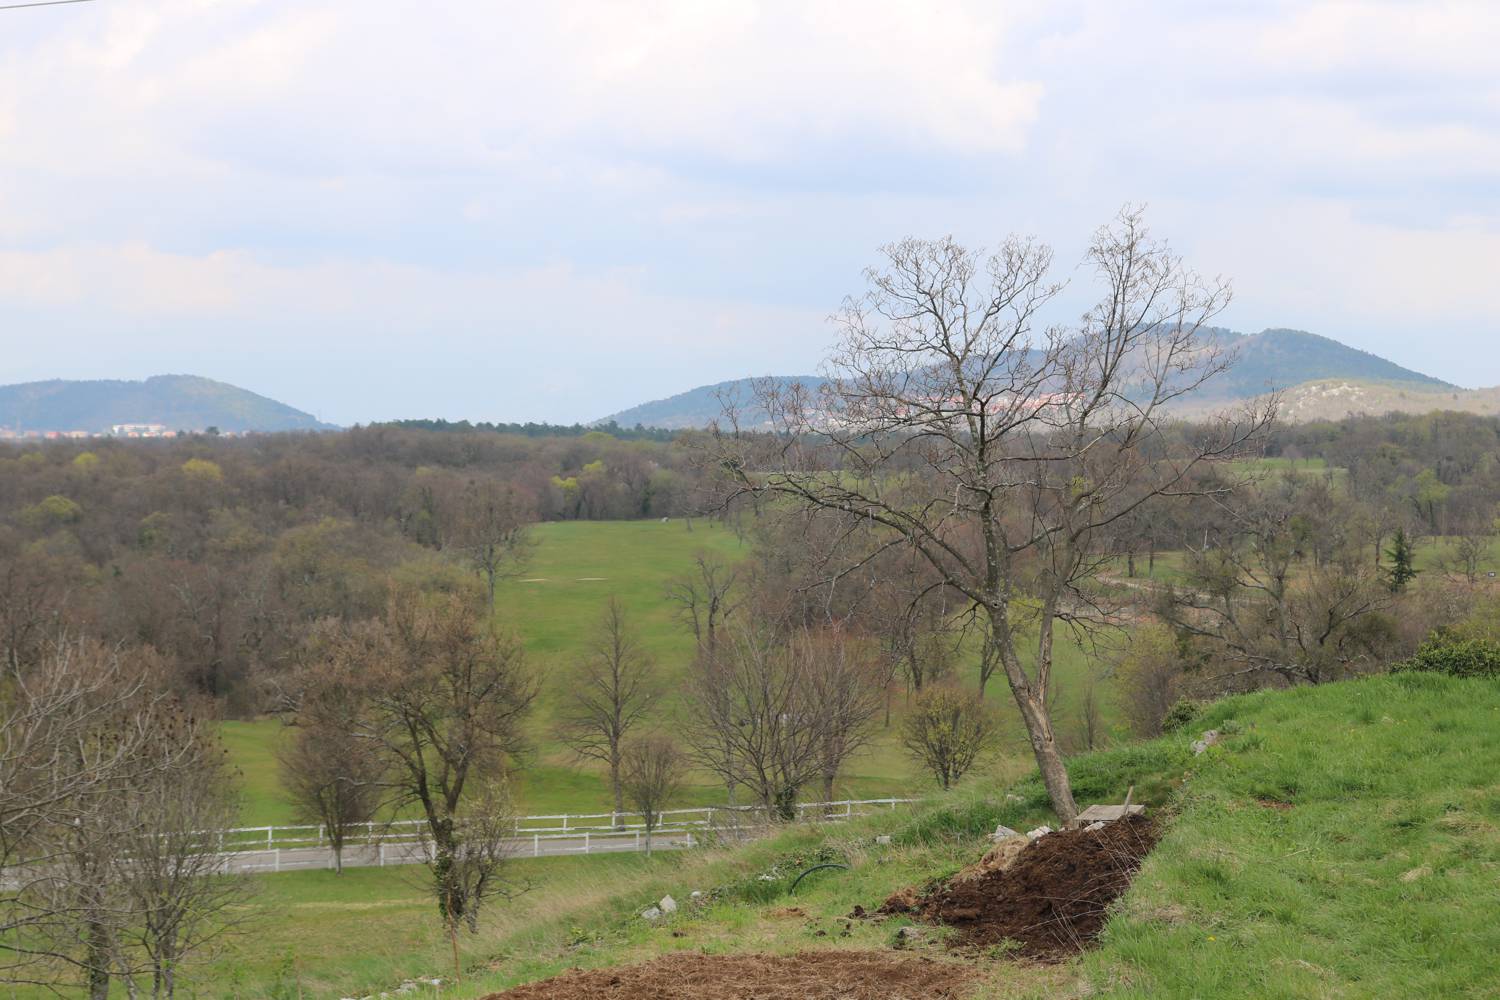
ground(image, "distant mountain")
xmin=0 ymin=375 xmax=335 ymax=434
xmin=602 ymin=375 xmax=826 ymax=431
xmin=1195 ymin=328 xmax=1453 ymax=401
xmin=597 ymin=328 xmax=1458 ymax=429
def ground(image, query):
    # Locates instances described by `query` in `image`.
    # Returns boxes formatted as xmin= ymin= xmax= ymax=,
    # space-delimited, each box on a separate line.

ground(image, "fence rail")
xmin=209 ymin=797 xmax=916 ymax=870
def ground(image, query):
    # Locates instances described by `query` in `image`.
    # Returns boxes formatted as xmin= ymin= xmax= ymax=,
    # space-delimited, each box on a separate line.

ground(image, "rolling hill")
xmin=599 ymin=327 xmax=1472 ymax=429
xmin=0 ymin=375 xmax=335 ymax=434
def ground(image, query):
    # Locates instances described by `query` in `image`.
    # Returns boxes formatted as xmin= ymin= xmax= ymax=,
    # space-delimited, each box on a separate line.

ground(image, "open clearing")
xmin=481 ymin=951 xmax=977 ymax=1000
xmin=221 ymin=518 xmax=1108 ymax=824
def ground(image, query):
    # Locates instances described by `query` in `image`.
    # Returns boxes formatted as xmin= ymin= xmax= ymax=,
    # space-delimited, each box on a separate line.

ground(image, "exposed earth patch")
xmin=883 ymin=815 xmax=1161 ymax=959
xmin=480 ymin=950 xmax=978 ymax=999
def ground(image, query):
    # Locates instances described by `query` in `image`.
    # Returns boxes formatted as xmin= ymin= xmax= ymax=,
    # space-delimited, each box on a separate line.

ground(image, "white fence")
xmin=214 ymin=797 xmax=915 ymax=873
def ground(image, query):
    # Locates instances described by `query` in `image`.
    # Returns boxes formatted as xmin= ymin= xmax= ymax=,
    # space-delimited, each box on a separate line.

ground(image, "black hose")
xmin=789 ymin=862 xmax=849 ymax=894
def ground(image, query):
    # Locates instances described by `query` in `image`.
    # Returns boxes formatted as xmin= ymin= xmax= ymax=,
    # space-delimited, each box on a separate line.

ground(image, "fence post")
xmin=533 ymin=834 xmax=539 ymax=858
xmin=562 ymin=815 xmax=569 ymax=833
xmin=379 ymin=843 xmax=385 ymax=867
xmin=583 ymin=832 xmax=590 ymax=855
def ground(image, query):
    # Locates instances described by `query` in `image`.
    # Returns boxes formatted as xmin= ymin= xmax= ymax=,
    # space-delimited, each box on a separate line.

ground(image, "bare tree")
xmin=1 ymin=639 xmax=158 ymax=989
xmin=557 ymin=598 xmax=659 ymax=821
xmin=325 ymin=589 xmax=537 ymax=935
xmin=901 ymin=686 xmax=995 ymax=790
xmin=454 ymin=478 xmax=534 ymax=608
xmin=1163 ymin=481 xmax=1395 ymax=686
xmin=1446 ymin=510 xmax=1495 ymax=585
xmin=620 ymin=735 xmax=686 ymax=857
xmin=793 ymin=627 xmax=884 ymax=803
xmin=665 ymin=551 xmax=741 ymax=660
xmin=279 ymin=686 xmax=384 ymax=874
xmin=431 ymin=777 xmax=523 ymax=983
xmin=106 ymin=708 xmax=246 ymax=1000
xmin=684 ymin=623 xmax=823 ymax=819
xmin=708 ymin=209 xmax=1272 ymax=822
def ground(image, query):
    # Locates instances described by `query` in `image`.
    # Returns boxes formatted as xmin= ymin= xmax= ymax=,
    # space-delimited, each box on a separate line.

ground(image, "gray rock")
xmin=895 ymin=925 xmax=927 ymax=943
xmin=1084 ymin=821 xmax=1105 ymax=832
xmin=1025 ymin=825 xmax=1053 ymax=840
xmin=690 ymin=890 xmax=704 ymax=900
xmin=659 ymin=894 xmax=678 ymax=914
xmin=641 ymin=906 xmax=663 ymax=920
xmin=990 ymin=824 xmax=1019 ymax=841
xmin=875 ymin=835 xmax=892 ymax=845
xmin=1192 ymin=729 xmax=1222 ymax=755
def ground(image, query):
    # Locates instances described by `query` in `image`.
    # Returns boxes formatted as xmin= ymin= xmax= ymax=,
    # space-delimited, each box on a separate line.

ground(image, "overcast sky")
xmin=2 ymin=1 xmax=1496 ymax=425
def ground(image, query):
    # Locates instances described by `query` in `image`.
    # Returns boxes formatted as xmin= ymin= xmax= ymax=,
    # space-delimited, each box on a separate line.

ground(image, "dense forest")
xmin=4 ymin=411 xmax=1498 ymax=719
xmin=0 ymin=424 xmax=717 ymax=712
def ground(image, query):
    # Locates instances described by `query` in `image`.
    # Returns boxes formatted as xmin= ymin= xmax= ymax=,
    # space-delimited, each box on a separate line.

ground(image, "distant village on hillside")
xmin=0 ymin=423 xmax=255 ymax=441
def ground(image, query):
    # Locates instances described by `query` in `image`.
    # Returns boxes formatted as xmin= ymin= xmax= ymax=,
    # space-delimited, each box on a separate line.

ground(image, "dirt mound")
xmin=481 ymin=951 xmax=977 ymax=999
xmin=951 ymin=835 xmax=1029 ymax=883
xmin=894 ymin=815 xmax=1160 ymax=959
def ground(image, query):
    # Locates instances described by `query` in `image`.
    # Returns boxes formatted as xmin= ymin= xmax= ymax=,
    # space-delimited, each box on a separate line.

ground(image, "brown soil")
xmin=481 ymin=951 xmax=977 ymax=999
xmin=883 ymin=815 xmax=1160 ymax=960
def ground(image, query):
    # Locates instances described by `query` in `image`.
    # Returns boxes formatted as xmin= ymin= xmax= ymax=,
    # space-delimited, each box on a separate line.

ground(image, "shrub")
xmin=1395 ymin=632 xmax=1500 ymax=679
xmin=1161 ymin=698 xmax=1202 ymax=733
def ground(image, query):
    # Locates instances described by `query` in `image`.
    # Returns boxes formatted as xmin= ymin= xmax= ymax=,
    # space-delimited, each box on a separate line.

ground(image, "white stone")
xmin=1192 ymin=730 xmax=1222 ymax=755
xmin=1025 ymin=825 xmax=1053 ymax=840
xmin=1085 ymin=821 xmax=1105 ymax=832
xmin=690 ymin=890 xmax=704 ymax=900
xmin=659 ymin=894 xmax=678 ymax=914
xmin=641 ymin=906 xmax=662 ymax=920
xmin=990 ymin=824 xmax=1019 ymax=841
xmin=875 ymin=835 xmax=892 ymax=845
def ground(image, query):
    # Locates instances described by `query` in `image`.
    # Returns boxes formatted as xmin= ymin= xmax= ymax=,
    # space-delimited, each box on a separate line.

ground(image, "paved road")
xmin=223 ymin=832 xmax=701 ymax=873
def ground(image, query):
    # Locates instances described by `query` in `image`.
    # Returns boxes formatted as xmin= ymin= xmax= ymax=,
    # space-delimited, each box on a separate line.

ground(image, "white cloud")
xmin=1 ymin=0 xmax=1498 ymax=419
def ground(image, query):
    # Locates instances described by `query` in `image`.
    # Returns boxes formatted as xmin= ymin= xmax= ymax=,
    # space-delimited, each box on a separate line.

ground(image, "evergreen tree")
xmin=1385 ymin=528 xmax=1419 ymax=592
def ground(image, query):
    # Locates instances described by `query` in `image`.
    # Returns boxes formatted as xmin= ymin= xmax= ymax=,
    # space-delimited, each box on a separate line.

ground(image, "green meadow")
xmin=223 ymin=518 xmax=1118 ymax=826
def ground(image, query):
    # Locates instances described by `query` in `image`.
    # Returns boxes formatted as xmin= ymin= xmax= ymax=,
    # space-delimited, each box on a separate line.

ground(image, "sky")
xmin=1 ymin=0 xmax=1497 ymax=426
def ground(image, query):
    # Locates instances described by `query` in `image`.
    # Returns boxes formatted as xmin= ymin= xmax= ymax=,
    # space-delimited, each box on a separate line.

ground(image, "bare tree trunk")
xmin=87 ymin=918 xmax=111 ymax=1000
xmin=610 ymin=753 xmax=624 ymax=820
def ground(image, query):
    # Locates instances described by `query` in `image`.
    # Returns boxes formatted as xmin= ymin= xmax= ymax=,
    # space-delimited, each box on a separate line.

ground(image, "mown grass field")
xmin=185 ymin=671 xmax=1500 ymax=999
xmin=224 ymin=518 xmax=1120 ymax=826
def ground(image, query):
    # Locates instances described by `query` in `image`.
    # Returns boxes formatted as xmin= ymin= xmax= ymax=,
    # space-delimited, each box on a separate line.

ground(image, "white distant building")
xmin=110 ymin=423 xmax=170 ymax=437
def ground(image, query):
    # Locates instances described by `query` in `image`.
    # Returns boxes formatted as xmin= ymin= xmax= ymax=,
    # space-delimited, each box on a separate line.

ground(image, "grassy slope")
xmin=158 ymin=673 xmax=1497 ymax=998
xmin=452 ymin=673 xmax=1500 ymax=1000
xmin=1085 ymin=672 xmax=1500 ymax=999
xmin=225 ymin=518 xmax=1116 ymax=824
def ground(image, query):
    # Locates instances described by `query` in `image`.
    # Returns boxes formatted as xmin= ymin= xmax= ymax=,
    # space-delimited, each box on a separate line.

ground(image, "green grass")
xmin=1082 ymin=673 xmax=1500 ymax=998
xmin=438 ymin=672 xmax=1500 ymax=1000
xmin=84 ymin=670 xmax=1500 ymax=999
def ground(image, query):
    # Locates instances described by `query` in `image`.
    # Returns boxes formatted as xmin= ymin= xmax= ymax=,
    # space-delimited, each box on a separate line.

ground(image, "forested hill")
xmin=0 ymin=375 xmax=334 ymax=433
xmin=1200 ymin=327 xmax=1453 ymax=400
xmin=598 ymin=328 xmax=1454 ymax=429
xmin=599 ymin=374 xmax=826 ymax=430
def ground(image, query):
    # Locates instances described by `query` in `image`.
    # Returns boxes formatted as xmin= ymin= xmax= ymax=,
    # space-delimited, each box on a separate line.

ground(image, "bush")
xmin=1161 ymin=698 xmax=1202 ymax=733
xmin=1395 ymin=632 xmax=1500 ymax=678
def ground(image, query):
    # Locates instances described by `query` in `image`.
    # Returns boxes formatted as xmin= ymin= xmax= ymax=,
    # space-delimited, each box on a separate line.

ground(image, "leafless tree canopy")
xmin=1 ymin=640 xmax=247 ymax=998
xmin=664 ymin=551 xmax=741 ymax=661
xmin=709 ymin=208 xmax=1274 ymax=822
xmin=620 ymin=735 xmax=686 ymax=857
xmin=280 ymin=681 xmax=384 ymax=874
xmin=557 ymin=597 xmax=660 ymax=818
xmin=685 ymin=621 xmax=881 ymax=817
